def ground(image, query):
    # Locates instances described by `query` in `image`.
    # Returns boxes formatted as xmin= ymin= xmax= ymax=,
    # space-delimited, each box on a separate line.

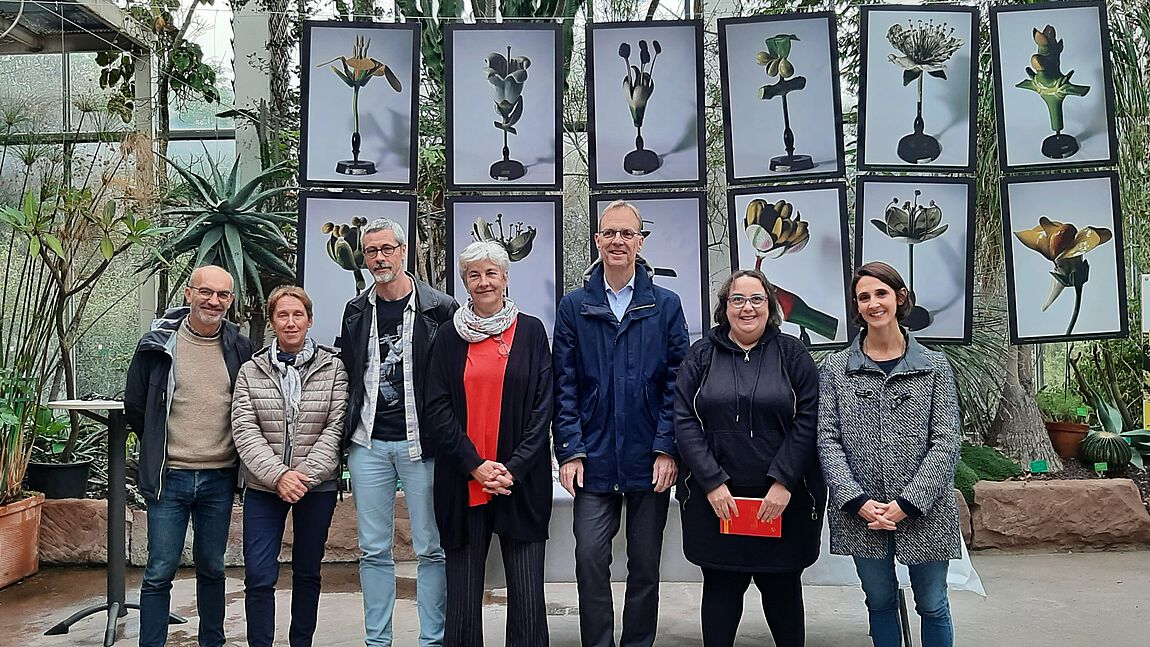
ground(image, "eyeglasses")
xmin=598 ymin=228 xmax=640 ymax=241
xmin=728 ymin=294 xmax=768 ymax=309
xmin=189 ymin=286 xmax=234 ymax=301
xmin=363 ymin=244 xmax=403 ymax=258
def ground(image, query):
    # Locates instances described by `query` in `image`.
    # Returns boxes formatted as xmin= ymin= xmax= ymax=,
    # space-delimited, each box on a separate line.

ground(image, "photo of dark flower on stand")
xmin=484 ymin=48 xmax=531 ymax=181
xmin=744 ymin=198 xmax=838 ymax=344
xmin=870 ymin=190 xmax=948 ymax=331
xmin=618 ymin=39 xmax=663 ymax=175
xmin=1013 ymin=216 xmax=1112 ymax=336
xmin=318 ymin=34 xmax=403 ymax=176
xmin=755 ymin=33 xmax=813 ymax=172
xmin=886 ymin=19 xmax=963 ymax=164
xmin=1015 ymin=24 xmax=1091 ymax=160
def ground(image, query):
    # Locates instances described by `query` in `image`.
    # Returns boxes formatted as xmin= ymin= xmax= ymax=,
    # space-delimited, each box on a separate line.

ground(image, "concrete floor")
xmin=1 ymin=551 xmax=1148 ymax=646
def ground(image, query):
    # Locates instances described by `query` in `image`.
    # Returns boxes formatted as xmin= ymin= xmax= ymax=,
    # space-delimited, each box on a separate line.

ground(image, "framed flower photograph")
xmin=718 ymin=12 xmax=846 ymax=184
xmin=588 ymin=192 xmax=709 ymax=338
xmin=445 ymin=195 xmax=563 ymax=337
xmin=857 ymin=4 xmax=979 ymax=173
xmin=855 ymin=176 xmax=975 ymax=344
xmin=300 ymin=21 xmax=420 ymax=189
xmin=727 ymin=183 xmax=851 ymax=348
xmin=1001 ymin=171 xmax=1126 ymax=345
xmin=586 ymin=21 xmax=706 ymax=190
xmin=297 ymin=190 xmax=417 ymax=347
xmin=990 ymin=1 xmax=1119 ymax=173
xmin=444 ymin=23 xmax=563 ymax=192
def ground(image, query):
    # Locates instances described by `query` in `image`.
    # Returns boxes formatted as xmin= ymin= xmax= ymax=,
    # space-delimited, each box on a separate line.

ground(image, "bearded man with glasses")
xmin=553 ymin=199 xmax=689 ymax=647
xmin=124 ymin=265 xmax=255 ymax=647
xmin=337 ymin=217 xmax=458 ymax=647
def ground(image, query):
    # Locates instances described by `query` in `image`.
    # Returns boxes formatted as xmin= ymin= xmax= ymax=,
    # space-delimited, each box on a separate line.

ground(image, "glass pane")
xmin=68 ymin=53 xmax=132 ymax=134
xmin=0 ymin=53 xmax=65 ymax=132
xmin=170 ymin=9 xmax=235 ymax=131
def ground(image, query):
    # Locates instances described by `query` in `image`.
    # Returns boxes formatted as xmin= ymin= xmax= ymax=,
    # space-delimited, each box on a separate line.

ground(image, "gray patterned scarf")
xmin=452 ymin=297 xmax=519 ymax=343
xmin=268 ymin=337 xmax=317 ymax=421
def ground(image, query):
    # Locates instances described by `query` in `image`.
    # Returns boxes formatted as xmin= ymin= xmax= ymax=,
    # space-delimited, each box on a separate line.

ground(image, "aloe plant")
xmin=143 ymin=155 xmax=296 ymax=316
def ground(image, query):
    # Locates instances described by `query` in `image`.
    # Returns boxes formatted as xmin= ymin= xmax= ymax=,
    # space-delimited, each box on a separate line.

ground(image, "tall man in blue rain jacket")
xmin=553 ymin=199 xmax=690 ymax=647
xmin=124 ymin=265 xmax=255 ymax=647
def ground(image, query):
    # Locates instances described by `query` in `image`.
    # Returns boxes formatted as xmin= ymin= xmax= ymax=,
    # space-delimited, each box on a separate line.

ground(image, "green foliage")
xmin=1080 ymin=430 xmax=1133 ymax=471
xmin=1035 ymin=388 xmax=1089 ymax=424
xmin=95 ymin=0 xmax=223 ymax=122
xmin=960 ymin=442 xmax=1022 ymax=482
xmin=0 ymin=371 xmax=36 ymax=505
xmin=143 ymin=154 xmax=295 ymax=318
xmin=954 ymin=459 xmax=978 ymax=505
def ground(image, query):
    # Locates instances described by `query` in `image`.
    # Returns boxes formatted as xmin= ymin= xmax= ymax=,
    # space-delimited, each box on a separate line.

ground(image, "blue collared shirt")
xmin=605 ymin=273 xmax=636 ymax=323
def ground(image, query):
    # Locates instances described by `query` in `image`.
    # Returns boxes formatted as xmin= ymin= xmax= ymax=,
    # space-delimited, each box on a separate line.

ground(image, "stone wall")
xmin=37 ymin=482 xmax=1150 ymax=565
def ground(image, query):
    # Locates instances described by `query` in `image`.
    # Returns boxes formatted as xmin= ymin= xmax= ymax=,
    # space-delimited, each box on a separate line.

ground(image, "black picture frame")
xmin=587 ymin=191 xmax=710 ymax=337
xmin=989 ymin=1 xmax=1119 ymax=173
xmin=586 ymin=20 xmax=706 ymax=190
xmin=300 ymin=20 xmax=421 ymax=190
xmin=718 ymin=12 xmax=847 ymax=184
xmin=857 ymin=4 xmax=980 ymax=174
xmin=297 ymin=190 xmax=417 ymax=347
xmin=445 ymin=195 xmax=564 ymax=337
xmin=727 ymin=182 xmax=852 ymax=349
xmin=1000 ymin=171 xmax=1127 ymax=345
xmin=854 ymin=175 xmax=976 ymax=345
xmin=444 ymin=23 xmax=564 ymax=192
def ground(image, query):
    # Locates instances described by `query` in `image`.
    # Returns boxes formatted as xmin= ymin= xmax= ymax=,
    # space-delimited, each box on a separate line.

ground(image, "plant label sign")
xmin=1029 ymin=460 xmax=1049 ymax=474
xmin=1093 ymin=462 xmax=1108 ymax=472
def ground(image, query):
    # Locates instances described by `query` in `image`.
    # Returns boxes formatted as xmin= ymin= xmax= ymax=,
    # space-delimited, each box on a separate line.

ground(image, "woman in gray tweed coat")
xmin=816 ymin=262 xmax=961 ymax=647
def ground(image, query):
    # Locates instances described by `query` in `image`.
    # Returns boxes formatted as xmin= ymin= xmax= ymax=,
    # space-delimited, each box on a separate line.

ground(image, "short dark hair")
xmin=714 ymin=269 xmax=783 ymax=329
xmin=850 ymin=261 xmax=913 ymax=326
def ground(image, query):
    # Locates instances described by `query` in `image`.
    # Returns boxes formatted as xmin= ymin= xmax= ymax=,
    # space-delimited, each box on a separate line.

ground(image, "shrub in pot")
xmin=1035 ymin=389 xmax=1089 ymax=460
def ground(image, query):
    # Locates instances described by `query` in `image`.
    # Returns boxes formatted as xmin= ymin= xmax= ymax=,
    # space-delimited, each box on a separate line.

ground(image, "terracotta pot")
xmin=0 ymin=492 xmax=45 ymax=589
xmin=1045 ymin=421 xmax=1089 ymax=460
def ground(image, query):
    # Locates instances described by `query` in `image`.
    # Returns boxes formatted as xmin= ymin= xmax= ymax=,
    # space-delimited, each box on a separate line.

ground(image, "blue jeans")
xmin=139 ymin=468 xmax=236 ymax=647
xmin=242 ymin=488 xmax=337 ymax=647
xmin=853 ymin=540 xmax=953 ymax=647
xmin=348 ymin=441 xmax=445 ymax=647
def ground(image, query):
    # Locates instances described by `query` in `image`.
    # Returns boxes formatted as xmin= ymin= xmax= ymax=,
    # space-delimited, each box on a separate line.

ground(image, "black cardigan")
xmin=420 ymin=313 xmax=554 ymax=550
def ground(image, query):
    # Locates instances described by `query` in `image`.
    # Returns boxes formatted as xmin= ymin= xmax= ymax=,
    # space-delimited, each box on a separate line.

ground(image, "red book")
xmin=719 ymin=497 xmax=782 ymax=538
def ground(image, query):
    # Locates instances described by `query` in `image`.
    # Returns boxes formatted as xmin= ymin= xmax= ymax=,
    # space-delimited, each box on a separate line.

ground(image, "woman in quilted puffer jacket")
xmin=817 ymin=261 xmax=962 ymax=647
xmin=231 ymin=285 xmax=348 ymax=647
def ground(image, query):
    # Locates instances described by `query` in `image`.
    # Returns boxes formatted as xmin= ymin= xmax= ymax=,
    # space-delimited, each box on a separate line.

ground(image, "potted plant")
xmin=1035 ymin=388 xmax=1089 ymax=460
xmin=0 ymin=372 xmax=46 ymax=589
xmin=24 ymin=406 xmax=94 ymax=499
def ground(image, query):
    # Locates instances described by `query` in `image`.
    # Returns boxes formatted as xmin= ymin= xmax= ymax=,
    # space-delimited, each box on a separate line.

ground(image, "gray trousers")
xmin=573 ymin=489 xmax=670 ymax=647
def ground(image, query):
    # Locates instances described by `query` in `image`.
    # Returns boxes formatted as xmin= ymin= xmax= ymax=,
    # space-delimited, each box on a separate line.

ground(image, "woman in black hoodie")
xmin=673 ymin=269 xmax=825 ymax=647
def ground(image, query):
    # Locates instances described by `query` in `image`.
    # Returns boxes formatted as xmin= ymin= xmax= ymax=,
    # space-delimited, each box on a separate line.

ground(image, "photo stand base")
xmin=904 ymin=304 xmax=933 ymax=332
xmin=624 ymin=148 xmax=662 ymax=176
xmin=490 ymin=158 xmax=527 ymax=182
xmin=336 ymin=159 xmax=378 ymax=176
xmin=769 ymin=154 xmax=814 ymax=173
xmin=897 ymin=132 xmax=941 ymax=165
xmin=1041 ymin=133 xmax=1080 ymax=160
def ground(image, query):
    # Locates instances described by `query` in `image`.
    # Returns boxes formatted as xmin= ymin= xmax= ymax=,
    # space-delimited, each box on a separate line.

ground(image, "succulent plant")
xmin=321 ymin=216 xmax=369 ymax=292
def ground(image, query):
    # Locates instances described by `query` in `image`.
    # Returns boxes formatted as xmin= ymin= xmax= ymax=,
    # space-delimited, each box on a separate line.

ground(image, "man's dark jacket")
xmin=123 ymin=307 xmax=255 ymax=500
xmin=338 ymin=276 xmax=457 ymax=453
xmin=552 ymin=262 xmax=689 ymax=493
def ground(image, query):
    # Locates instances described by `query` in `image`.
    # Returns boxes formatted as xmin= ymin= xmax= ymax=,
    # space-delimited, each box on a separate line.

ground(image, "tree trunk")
xmin=992 ymin=344 xmax=1063 ymax=472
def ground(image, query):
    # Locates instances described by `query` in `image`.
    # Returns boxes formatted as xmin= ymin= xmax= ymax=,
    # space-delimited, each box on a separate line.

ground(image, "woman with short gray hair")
xmin=421 ymin=240 xmax=553 ymax=646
